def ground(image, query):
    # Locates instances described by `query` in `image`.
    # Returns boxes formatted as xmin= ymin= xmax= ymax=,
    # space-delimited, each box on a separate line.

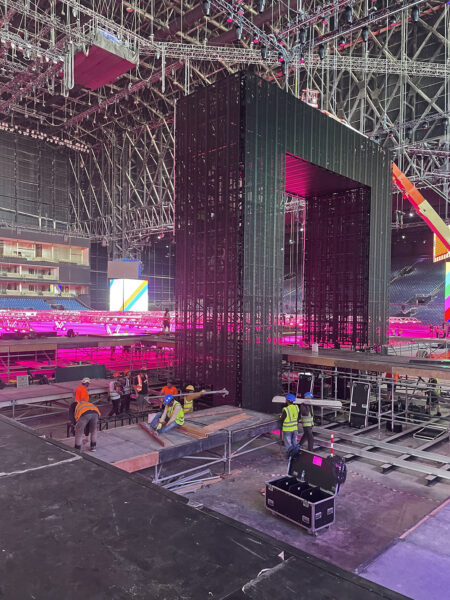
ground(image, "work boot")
xmin=437 ymin=412 xmax=442 ymax=417
xmin=75 ymin=444 xmax=81 ymax=450
xmin=89 ymin=443 xmax=97 ymax=452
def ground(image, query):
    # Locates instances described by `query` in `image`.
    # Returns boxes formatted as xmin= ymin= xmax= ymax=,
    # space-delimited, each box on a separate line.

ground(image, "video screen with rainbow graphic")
xmin=109 ymin=279 xmax=149 ymax=312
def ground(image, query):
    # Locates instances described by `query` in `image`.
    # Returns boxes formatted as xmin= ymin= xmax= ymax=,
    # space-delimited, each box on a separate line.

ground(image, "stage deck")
xmin=62 ymin=406 xmax=280 ymax=473
xmin=284 ymin=347 xmax=450 ymax=380
xmin=0 ymin=414 xmax=407 ymax=599
xmin=0 ymin=333 xmax=174 ymax=353
xmin=0 ymin=378 xmax=109 ymax=408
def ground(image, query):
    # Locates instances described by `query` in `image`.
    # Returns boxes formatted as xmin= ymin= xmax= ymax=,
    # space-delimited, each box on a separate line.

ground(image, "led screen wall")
xmin=445 ymin=263 xmax=450 ymax=322
xmin=109 ymin=279 xmax=148 ymax=312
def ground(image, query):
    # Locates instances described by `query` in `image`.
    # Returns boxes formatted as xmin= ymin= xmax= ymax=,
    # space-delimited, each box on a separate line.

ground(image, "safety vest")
xmin=168 ymin=400 xmax=184 ymax=425
xmin=136 ymin=374 xmax=145 ymax=392
xmin=161 ymin=385 xmax=178 ymax=397
xmin=74 ymin=400 xmax=100 ymax=422
xmin=123 ymin=378 xmax=131 ymax=394
xmin=74 ymin=384 xmax=89 ymax=403
xmin=184 ymin=394 xmax=194 ymax=413
xmin=282 ymin=404 xmax=299 ymax=432
xmin=183 ymin=391 xmax=201 ymax=413
xmin=301 ymin=407 xmax=314 ymax=428
xmin=430 ymin=378 xmax=441 ymax=395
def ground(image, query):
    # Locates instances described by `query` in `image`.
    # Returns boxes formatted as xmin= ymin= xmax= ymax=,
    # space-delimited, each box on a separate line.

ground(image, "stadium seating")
xmin=0 ymin=297 xmax=52 ymax=310
xmin=0 ymin=297 xmax=90 ymax=311
xmin=389 ymin=257 xmax=444 ymax=325
xmin=53 ymin=299 xmax=89 ymax=311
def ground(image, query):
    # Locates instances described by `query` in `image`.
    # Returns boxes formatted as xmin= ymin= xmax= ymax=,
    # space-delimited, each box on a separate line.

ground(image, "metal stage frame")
xmin=283 ymin=351 xmax=450 ymax=426
xmin=153 ymin=418 xmax=280 ymax=486
xmin=283 ymin=347 xmax=450 ymax=484
xmin=0 ymin=334 xmax=174 ymax=385
xmin=74 ymin=407 xmax=280 ymax=486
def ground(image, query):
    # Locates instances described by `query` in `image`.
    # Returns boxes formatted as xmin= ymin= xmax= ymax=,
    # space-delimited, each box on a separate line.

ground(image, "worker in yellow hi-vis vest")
xmin=183 ymin=385 xmax=206 ymax=413
xmin=150 ymin=394 xmax=184 ymax=434
xmin=281 ymin=393 xmax=299 ymax=456
xmin=299 ymin=392 xmax=315 ymax=451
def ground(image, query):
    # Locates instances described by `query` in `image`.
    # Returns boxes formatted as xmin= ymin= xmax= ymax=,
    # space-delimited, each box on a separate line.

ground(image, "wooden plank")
xmin=186 ymin=407 xmax=241 ymax=420
xmin=203 ymin=413 xmax=250 ymax=434
xmin=138 ymin=422 xmax=165 ymax=447
xmin=178 ymin=424 xmax=208 ymax=439
xmin=113 ymin=452 xmax=159 ymax=473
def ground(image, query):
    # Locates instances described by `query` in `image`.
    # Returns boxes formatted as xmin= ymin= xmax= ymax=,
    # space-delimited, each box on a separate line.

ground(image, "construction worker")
xmin=299 ymin=392 xmax=315 ymax=451
xmin=74 ymin=377 xmax=90 ymax=403
xmin=160 ymin=379 xmax=178 ymax=397
xmin=162 ymin=309 xmax=170 ymax=334
xmin=74 ymin=392 xmax=101 ymax=451
xmin=108 ymin=374 xmax=121 ymax=417
xmin=428 ymin=377 xmax=442 ymax=417
xmin=281 ymin=393 xmax=299 ymax=456
xmin=135 ymin=369 xmax=149 ymax=412
xmin=119 ymin=372 xmax=132 ymax=413
xmin=183 ymin=385 xmax=205 ymax=413
xmin=150 ymin=394 xmax=184 ymax=434
xmin=159 ymin=379 xmax=178 ymax=409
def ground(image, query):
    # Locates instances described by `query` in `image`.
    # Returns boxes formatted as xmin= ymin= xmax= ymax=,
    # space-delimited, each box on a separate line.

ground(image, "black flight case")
xmin=265 ymin=449 xmax=344 ymax=535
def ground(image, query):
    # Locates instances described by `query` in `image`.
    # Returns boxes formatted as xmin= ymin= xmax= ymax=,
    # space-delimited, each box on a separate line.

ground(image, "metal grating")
xmin=303 ymin=187 xmax=370 ymax=348
xmin=175 ymin=74 xmax=244 ymax=405
xmin=175 ymin=71 xmax=391 ymax=412
xmin=242 ymin=72 xmax=391 ymax=348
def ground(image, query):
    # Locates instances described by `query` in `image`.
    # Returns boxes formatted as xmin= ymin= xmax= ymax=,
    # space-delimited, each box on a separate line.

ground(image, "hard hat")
xmin=285 ymin=393 xmax=296 ymax=402
xmin=163 ymin=394 xmax=174 ymax=405
xmin=82 ymin=377 xmax=91 ymax=384
xmin=186 ymin=385 xmax=194 ymax=391
xmin=304 ymin=392 xmax=314 ymax=399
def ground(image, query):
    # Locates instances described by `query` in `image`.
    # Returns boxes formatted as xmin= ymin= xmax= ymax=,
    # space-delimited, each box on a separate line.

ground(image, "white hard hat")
xmin=82 ymin=377 xmax=91 ymax=384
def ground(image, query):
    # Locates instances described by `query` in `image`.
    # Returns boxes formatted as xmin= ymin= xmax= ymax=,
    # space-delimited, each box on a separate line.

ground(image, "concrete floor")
xmin=360 ymin=499 xmax=450 ymax=600
xmin=139 ymin=439 xmax=450 ymax=597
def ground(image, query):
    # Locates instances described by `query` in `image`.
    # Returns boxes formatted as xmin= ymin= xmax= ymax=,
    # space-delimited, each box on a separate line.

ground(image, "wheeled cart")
xmin=265 ymin=449 xmax=345 ymax=534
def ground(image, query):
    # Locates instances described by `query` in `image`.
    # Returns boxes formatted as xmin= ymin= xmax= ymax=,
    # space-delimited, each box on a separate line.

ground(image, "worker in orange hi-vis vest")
xmin=74 ymin=391 xmax=100 ymax=452
xmin=135 ymin=369 xmax=149 ymax=412
xmin=159 ymin=379 xmax=178 ymax=408
xmin=74 ymin=377 xmax=90 ymax=403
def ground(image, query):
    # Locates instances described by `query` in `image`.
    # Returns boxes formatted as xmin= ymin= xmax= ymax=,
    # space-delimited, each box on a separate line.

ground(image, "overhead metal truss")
xmin=0 ymin=0 xmax=447 ymax=247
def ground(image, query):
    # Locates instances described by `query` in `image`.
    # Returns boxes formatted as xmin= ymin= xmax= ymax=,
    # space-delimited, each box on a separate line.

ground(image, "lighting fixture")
xmin=226 ymin=13 xmax=233 ymax=23
xmin=0 ymin=121 xmax=89 ymax=153
xmin=344 ymin=5 xmax=353 ymax=24
xmin=261 ymin=46 xmax=268 ymax=60
xmin=235 ymin=24 xmax=243 ymax=40
xmin=361 ymin=26 xmax=369 ymax=42
xmin=411 ymin=6 xmax=420 ymax=22
xmin=338 ymin=36 xmax=346 ymax=47
xmin=258 ymin=0 xmax=265 ymax=12
xmin=299 ymin=28 xmax=307 ymax=44
xmin=318 ymin=44 xmax=325 ymax=60
xmin=202 ymin=0 xmax=211 ymax=16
